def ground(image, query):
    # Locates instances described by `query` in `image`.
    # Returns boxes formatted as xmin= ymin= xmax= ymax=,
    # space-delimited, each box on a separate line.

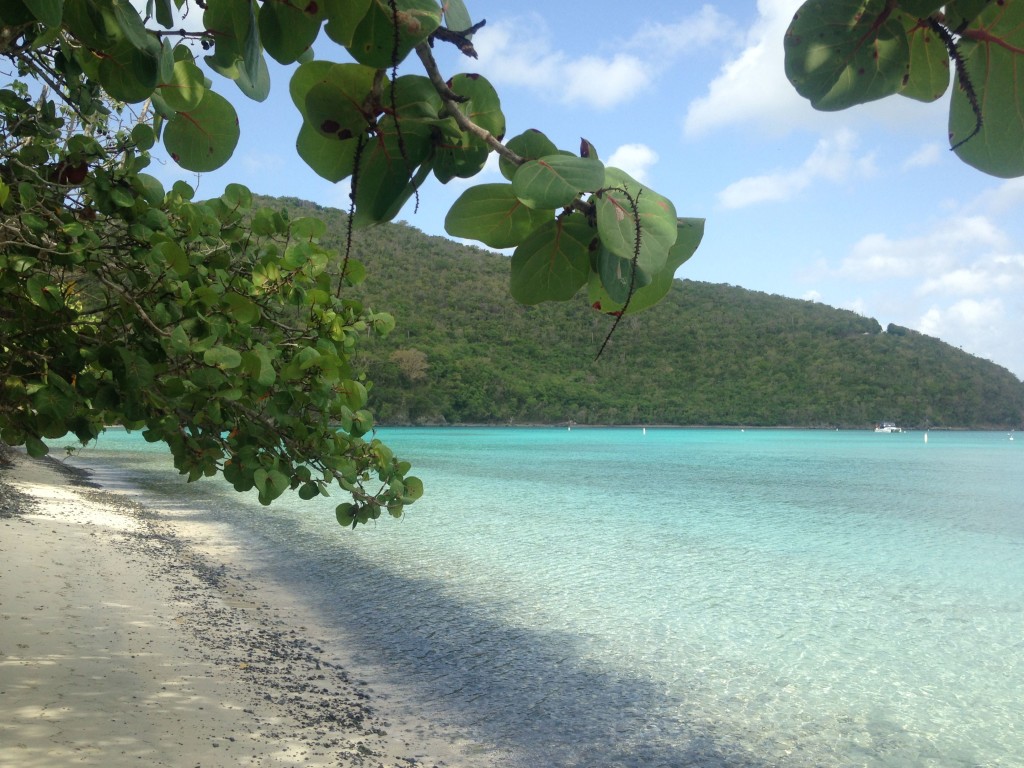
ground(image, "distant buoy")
xmin=924 ymin=433 xmax=929 ymax=444
xmin=643 ymin=427 xmax=646 ymax=435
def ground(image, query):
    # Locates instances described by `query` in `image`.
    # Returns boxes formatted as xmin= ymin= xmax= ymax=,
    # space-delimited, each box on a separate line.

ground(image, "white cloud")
xmin=474 ymin=7 xmax=740 ymax=111
xmin=561 ymin=54 xmax=651 ymax=109
xmin=626 ymin=5 xmax=740 ymax=56
xmin=684 ymin=0 xmax=813 ymax=138
xmin=717 ymin=129 xmax=872 ymax=208
xmin=684 ymin=0 xmax=945 ymax=139
xmin=474 ymin=17 xmax=650 ymax=109
xmin=841 ymin=216 xmax=1009 ymax=281
xmin=830 ymin=209 xmax=1024 ymax=377
xmin=902 ymin=143 xmax=943 ymax=171
xmin=606 ymin=143 xmax=659 ymax=184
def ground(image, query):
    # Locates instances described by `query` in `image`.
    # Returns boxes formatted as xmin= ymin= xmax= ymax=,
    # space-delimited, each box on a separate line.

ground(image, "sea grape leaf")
xmin=901 ymin=13 xmax=950 ymax=102
xmin=259 ymin=0 xmax=322 ymax=64
xmin=512 ymin=155 xmax=605 ymax=210
xmin=785 ymin=0 xmax=911 ymax=110
xmin=442 ymin=0 xmax=471 ymax=32
xmin=945 ymin=0 xmax=992 ymax=31
xmin=589 ymin=218 xmax=704 ymax=316
xmin=347 ymin=0 xmax=441 ymax=68
xmin=595 ymin=246 xmax=653 ymax=305
xmin=951 ymin=2 xmax=1024 ymax=177
xmin=234 ymin=45 xmax=270 ymax=102
xmin=510 ymin=215 xmax=593 ymax=304
xmin=291 ymin=61 xmax=376 ymax=134
xmin=445 ymin=183 xmax=551 ymax=249
xmin=899 ymin=0 xmax=944 ymax=17
xmin=98 ymin=37 xmax=159 ymax=103
xmin=594 ymin=167 xmax=677 ymax=280
xmin=295 ymin=121 xmax=358 ymax=182
xmin=156 ymin=56 xmax=206 ymax=112
xmin=164 ymin=90 xmax=240 ymax=172
xmin=385 ymin=74 xmax=442 ymax=121
xmin=111 ymin=0 xmax=156 ymax=52
xmin=499 ymin=129 xmax=560 ymax=181
xmin=433 ymin=73 xmax=504 ymax=182
xmin=352 ymin=120 xmax=434 ymax=227
xmin=24 ymin=0 xmax=64 ymax=27
xmin=322 ymin=0 xmax=372 ymax=47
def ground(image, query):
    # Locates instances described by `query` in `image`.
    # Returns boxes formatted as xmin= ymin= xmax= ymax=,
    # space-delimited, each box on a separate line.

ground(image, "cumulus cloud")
xmin=684 ymin=0 xmax=941 ymax=138
xmin=474 ymin=7 xmax=739 ymax=111
xmin=684 ymin=0 xmax=813 ymax=138
xmin=902 ymin=143 xmax=943 ymax=171
xmin=626 ymin=5 xmax=740 ymax=56
xmin=607 ymin=144 xmax=659 ymax=184
xmin=841 ymin=216 xmax=1010 ymax=281
xmin=717 ymin=129 xmax=873 ymax=208
xmin=833 ymin=211 xmax=1024 ymax=377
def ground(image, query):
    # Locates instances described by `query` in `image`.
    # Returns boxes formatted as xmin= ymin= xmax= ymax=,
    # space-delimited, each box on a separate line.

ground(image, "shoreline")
xmin=0 ymin=450 xmax=491 ymax=768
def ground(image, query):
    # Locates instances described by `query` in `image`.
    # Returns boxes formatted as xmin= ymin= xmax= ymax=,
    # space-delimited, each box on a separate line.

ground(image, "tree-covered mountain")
xmin=268 ymin=197 xmax=1024 ymax=430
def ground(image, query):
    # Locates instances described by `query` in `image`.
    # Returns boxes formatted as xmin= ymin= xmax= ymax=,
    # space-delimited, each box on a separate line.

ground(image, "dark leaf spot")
xmin=321 ymin=119 xmax=341 ymax=134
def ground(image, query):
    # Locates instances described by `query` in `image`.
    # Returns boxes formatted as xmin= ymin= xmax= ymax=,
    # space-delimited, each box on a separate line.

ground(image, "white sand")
xmin=0 ymin=452 xmax=496 ymax=768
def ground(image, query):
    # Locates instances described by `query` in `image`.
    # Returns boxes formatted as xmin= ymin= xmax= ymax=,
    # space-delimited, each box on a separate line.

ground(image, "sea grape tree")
xmin=0 ymin=0 xmax=703 ymax=524
xmin=785 ymin=0 xmax=1024 ymax=177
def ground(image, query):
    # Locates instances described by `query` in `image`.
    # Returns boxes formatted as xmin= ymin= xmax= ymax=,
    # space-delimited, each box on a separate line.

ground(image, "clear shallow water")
xmin=54 ymin=428 xmax=1023 ymax=767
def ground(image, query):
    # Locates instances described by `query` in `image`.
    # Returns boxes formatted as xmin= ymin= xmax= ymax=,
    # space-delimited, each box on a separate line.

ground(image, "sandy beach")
xmin=0 ymin=450 xmax=484 ymax=768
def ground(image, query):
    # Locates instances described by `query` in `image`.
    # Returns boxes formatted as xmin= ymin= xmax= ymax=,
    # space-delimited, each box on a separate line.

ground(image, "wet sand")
xmin=0 ymin=450 xmax=480 ymax=768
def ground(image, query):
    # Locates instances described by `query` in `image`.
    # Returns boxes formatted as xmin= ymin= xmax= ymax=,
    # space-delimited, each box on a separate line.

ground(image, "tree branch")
xmin=414 ymin=42 xmax=524 ymax=167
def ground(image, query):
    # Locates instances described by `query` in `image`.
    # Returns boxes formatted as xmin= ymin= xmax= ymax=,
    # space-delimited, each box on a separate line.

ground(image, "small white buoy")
xmin=642 ymin=427 xmax=646 ymax=435
xmin=924 ymin=432 xmax=929 ymax=444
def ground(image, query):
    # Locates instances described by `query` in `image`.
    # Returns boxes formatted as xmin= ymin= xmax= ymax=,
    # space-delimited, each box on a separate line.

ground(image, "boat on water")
xmin=875 ymin=422 xmax=902 ymax=433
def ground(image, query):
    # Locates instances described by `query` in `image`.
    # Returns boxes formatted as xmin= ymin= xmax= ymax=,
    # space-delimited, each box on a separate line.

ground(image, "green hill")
xmin=266 ymin=197 xmax=1024 ymax=429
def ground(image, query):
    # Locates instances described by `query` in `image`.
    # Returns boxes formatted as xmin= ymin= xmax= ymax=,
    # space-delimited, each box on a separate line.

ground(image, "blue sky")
xmin=150 ymin=1 xmax=1024 ymax=379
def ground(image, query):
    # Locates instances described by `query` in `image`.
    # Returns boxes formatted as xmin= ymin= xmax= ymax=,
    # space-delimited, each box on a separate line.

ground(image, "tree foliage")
xmin=0 ymin=1 xmax=705 ymax=524
xmin=785 ymin=0 xmax=1024 ymax=177
xmin=266 ymin=198 xmax=1020 ymax=430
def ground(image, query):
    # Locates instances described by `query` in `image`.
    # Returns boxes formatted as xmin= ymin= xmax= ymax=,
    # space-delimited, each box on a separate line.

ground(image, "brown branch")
xmin=414 ymin=42 xmax=524 ymax=166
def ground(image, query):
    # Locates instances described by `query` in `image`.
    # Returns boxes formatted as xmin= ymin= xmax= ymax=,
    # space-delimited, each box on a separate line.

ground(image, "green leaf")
xmin=951 ymin=2 xmax=1024 ymax=177
xmin=445 ymin=183 xmax=551 ymax=249
xmin=296 ymin=122 xmax=359 ymax=182
xmin=785 ymin=0 xmax=911 ymax=110
xmin=945 ymin=0 xmax=992 ymax=31
xmin=900 ymin=13 xmax=950 ymax=102
xmin=223 ymin=292 xmax=260 ymax=324
xmin=512 ymin=154 xmax=605 ymax=210
xmin=510 ymin=215 xmax=593 ymax=304
xmin=594 ymin=168 xmax=678 ymax=279
xmin=899 ymin=0 xmax=944 ymax=16
xmin=111 ymin=0 xmax=154 ymax=53
xmin=347 ymin=0 xmax=441 ymax=68
xmin=352 ymin=121 xmax=434 ymax=227
xmin=24 ymin=0 xmax=64 ymax=27
xmin=259 ymin=0 xmax=322 ymax=64
xmin=323 ymin=0 xmax=372 ymax=48
xmin=441 ymin=0 xmax=471 ymax=32
xmin=164 ymin=90 xmax=240 ymax=172
xmin=589 ymin=218 xmax=704 ymax=316
xmin=98 ymin=38 xmax=159 ymax=103
xmin=292 ymin=60 xmax=375 ymax=135
xmin=254 ymin=468 xmax=290 ymax=503
xmin=499 ymin=129 xmax=560 ymax=181
xmin=155 ymin=56 xmax=205 ymax=112
xmin=203 ymin=345 xmax=243 ymax=369
xmin=595 ymin=246 xmax=652 ymax=305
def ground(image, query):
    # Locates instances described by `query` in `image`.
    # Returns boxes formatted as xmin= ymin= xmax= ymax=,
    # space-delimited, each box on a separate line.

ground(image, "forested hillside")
xmin=269 ymin=197 xmax=1024 ymax=429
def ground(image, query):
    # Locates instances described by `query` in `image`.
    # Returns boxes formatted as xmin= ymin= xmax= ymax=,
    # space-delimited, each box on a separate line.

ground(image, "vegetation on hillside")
xmin=270 ymin=197 xmax=1024 ymax=430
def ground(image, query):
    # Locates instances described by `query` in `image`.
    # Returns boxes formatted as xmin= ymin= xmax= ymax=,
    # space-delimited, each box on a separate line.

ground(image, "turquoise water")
xmin=56 ymin=428 xmax=1022 ymax=767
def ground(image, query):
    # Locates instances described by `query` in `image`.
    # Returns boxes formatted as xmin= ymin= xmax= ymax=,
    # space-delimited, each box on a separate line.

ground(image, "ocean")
xmin=53 ymin=427 xmax=1022 ymax=767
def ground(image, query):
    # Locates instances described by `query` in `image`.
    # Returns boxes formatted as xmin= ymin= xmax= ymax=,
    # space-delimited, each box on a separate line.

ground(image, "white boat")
xmin=875 ymin=422 xmax=902 ymax=433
